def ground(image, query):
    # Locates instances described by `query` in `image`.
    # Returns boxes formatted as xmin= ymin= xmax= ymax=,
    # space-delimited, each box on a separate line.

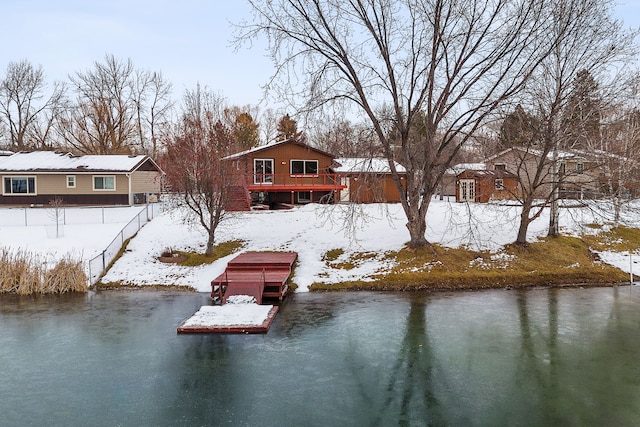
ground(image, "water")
xmin=1 ymin=287 xmax=640 ymax=426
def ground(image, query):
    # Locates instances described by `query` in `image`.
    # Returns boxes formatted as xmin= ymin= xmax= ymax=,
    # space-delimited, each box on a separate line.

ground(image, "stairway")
xmin=225 ymin=175 xmax=252 ymax=211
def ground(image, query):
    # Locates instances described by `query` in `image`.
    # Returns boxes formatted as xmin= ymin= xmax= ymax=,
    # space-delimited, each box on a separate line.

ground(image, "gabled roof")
xmin=0 ymin=151 xmax=162 ymax=173
xmin=457 ymin=169 xmax=517 ymax=178
xmin=485 ymin=146 xmax=588 ymax=163
xmin=445 ymin=162 xmax=486 ymax=175
xmin=223 ymin=139 xmax=335 ymax=160
xmin=333 ymin=157 xmax=406 ymax=174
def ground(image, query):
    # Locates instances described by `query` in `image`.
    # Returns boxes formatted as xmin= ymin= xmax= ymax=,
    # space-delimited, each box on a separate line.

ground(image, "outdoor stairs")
xmin=211 ymin=252 xmax=298 ymax=304
xmin=226 ymin=176 xmax=252 ymax=211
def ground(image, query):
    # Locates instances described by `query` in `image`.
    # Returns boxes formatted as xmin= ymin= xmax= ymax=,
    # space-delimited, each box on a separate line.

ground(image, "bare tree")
xmin=0 ymin=60 xmax=65 ymax=150
xmin=163 ymin=87 xmax=237 ymax=255
xmin=240 ymin=0 xmax=555 ymax=247
xmin=133 ymin=70 xmax=173 ymax=157
xmin=508 ymin=0 xmax=638 ymax=243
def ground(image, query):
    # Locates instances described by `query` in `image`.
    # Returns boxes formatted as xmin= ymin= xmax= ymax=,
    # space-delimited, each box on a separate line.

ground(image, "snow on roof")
xmin=0 ymin=151 xmax=150 ymax=172
xmin=0 ymin=150 xmax=13 ymax=156
xmin=446 ymin=162 xmax=486 ymax=175
xmin=333 ymin=157 xmax=406 ymax=174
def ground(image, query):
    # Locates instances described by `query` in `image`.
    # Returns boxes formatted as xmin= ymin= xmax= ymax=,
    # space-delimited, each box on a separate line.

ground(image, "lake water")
xmin=1 ymin=287 xmax=640 ymax=426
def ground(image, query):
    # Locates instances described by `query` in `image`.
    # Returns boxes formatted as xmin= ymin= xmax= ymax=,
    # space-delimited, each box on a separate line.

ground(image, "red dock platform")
xmin=211 ymin=251 xmax=297 ymax=304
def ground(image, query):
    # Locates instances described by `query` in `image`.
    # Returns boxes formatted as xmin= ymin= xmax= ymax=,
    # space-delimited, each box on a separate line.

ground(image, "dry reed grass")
xmin=0 ymin=249 xmax=87 ymax=295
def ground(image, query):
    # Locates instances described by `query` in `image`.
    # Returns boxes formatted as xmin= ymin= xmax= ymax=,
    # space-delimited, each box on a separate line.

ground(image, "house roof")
xmin=457 ymin=169 xmax=517 ymax=178
xmin=0 ymin=151 xmax=162 ymax=173
xmin=333 ymin=157 xmax=406 ymax=174
xmin=485 ymin=146 xmax=588 ymax=163
xmin=223 ymin=139 xmax=335 ymax=160
xmin=446 ymin=162 xmax=486 ymax=175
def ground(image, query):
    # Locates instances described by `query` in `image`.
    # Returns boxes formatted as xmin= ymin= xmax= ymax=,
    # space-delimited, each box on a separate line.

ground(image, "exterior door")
xmin=254 ymin=159 xmax=274 ymax=184
xmin=340 ymin=176 xmax=350 ymax=202
xmin=459 ymin=179 xmax=475 ymax=202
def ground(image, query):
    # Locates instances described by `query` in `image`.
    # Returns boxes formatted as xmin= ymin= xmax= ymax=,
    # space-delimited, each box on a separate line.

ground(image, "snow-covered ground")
xmin=2 ymin=199 xmax=639 ymax=293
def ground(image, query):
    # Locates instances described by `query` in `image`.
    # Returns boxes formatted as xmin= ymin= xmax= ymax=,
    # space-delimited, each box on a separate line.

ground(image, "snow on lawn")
xmin=3 ymin=199 xmax=640 ymax=294
xmin=0 ymin=205 xmax=148 ymax=261
xmin=101 ymin=198 xmax=640 ymax=292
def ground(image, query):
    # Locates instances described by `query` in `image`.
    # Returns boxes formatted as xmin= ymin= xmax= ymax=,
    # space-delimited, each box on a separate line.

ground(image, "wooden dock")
xmin=211 ymin=251 xmax=297 ymax=304
xmin=177 ymin=252 xmax=297 ymax=334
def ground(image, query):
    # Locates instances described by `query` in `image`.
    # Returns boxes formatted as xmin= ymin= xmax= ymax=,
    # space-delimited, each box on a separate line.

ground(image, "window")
xmin=495 ymin=178 xmax=504 ymax=191
xmin=291 ymin=160 xmax=319 ymax=175
xmin=3 ymin=176 xmax=36 ymax=195
xmin=576 ymin=163 xmax=584 ymax=174
xmin=66 ymin=175 xmax=76 ymax=188
xmin=254 ymin=159 xmax=274 ymax=184
xmin=297 ymin=191 xmax=311 ymax=203
xmin=93 ymin=175 xmax=115 ymax=191
xmin=559 ymin=163 xmax=566 ymax=175
xmin=494 ymin=164 xmax=506 ymax=171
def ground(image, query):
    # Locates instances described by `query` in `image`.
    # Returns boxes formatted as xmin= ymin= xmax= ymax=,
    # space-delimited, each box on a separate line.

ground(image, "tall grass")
xmin=0 ymin=249 xmax=87 ymax=295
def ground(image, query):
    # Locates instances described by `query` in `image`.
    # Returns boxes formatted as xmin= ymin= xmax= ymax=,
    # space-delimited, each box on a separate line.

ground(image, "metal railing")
xmin=86 ymin=202 xmax=164 ymax=285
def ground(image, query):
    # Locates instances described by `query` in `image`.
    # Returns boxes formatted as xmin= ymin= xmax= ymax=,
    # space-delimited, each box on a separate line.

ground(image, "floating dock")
xmin=177 ymin=251 xmax=297 ymax=334
xmin=211 ymin=251 xmax=297 ymax=304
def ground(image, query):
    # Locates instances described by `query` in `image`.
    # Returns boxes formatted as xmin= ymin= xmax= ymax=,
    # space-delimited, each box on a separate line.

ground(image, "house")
xmin=440 ymin=162 xmax=486 ymax=198
xmin=223 ymin=139 xmax=346 ymax=209
xmin=0 ymin=151 xmax=163 ymax=206
xmin=456 ymin=169 xmax=518 ymax=203
xmin=332 ymin=157 xmax=406 ymax=203
xmin=484 ymin=147 xmax=600 ymax=199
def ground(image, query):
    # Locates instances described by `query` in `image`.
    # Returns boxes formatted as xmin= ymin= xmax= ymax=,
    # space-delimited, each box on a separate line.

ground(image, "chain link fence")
xmin=86 ymin=202 xmax=164 ymax=285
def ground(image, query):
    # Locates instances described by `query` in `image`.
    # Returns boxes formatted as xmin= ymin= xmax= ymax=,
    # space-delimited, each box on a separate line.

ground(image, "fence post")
xmin=102 ymin=207 xmax=105 ymax=224
xmin=102 ymin=250 xmax=106 ymax=271
xmin=24 ymin=208 xmax=27 ymax=226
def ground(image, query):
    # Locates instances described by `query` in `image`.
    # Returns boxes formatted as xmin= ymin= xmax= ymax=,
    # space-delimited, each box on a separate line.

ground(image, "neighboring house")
xmin=484 ymin=147 xmax=600 ymax=199
xmin=456 ymin=169 xmax=518 ymax=203
xmin=0 ymin=151 xmax=163 ymax=206
xmin=223 ymin=139 xmax=345 ymax=209
xmin=332 ymin=157 xmax=407 ymax=203
xmin=441 ymin=162 xmax=486 ymax=198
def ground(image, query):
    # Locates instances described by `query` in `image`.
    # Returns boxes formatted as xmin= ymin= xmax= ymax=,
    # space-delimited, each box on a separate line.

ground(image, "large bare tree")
xmin=506 ymin=0 xmax=638 ymax=244
xmin=163 ymin=86 xmax=238 ymax=255
xmin=240 ymin=0 xmax=555 ymax=247
xmin=0 ymin=60 xmax=65 ymax=150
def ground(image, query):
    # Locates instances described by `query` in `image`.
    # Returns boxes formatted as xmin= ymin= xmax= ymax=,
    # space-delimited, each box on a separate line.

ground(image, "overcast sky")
xmin=1 ymin=0 xmax=640 ymax=111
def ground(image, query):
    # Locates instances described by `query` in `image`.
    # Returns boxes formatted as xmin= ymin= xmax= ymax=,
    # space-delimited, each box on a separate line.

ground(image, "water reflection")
xmin=2 ymin=287 xmax=640 ymax=426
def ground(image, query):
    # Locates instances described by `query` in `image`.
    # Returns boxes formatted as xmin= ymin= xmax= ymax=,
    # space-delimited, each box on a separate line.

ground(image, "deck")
xmin=177 ymin=252 xmax=297 ymax=334
xmin=211 ymin=251 xmax=297 ymax=304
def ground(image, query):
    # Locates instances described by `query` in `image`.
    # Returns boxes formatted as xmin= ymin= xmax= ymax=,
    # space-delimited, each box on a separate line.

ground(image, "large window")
xmin=3 ymin=176 xmax=36 ymax=195
xmin=93 ymin=175 xmax=115 ymax=191
xmin=291 ymin=160 xmax=319 ymax=175
xmin=254 ymin=159 xmax=274 ymax=184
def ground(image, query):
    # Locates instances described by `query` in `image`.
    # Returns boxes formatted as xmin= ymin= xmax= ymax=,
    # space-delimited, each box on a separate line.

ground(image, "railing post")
xmin=24 ymin=208 xmax=27 ymax=226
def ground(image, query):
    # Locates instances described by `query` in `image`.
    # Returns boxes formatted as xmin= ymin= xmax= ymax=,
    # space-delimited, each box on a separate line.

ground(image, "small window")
xmin=93 ymin=175 xmax=115 ymax=191
xmin=66 ymin=175 xmax=76 ymax=188
xmin=297 ymin=191 xmax=311 ymax=203
xmin=495 ymin=178 xmax=504 ymax=191
xmin=3 ymin=176 xmax=36 ymax=195
xmin=576 ymin=163 xmax=584 ymax=174
xmin=291 ymin=160 xmax=319 ymax=175
xmin=494 ymin=164 xmax=506 ymax=171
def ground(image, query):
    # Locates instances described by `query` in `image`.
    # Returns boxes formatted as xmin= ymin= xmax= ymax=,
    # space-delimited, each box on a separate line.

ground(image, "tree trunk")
xmin=404 ymin=192 xmax=430 ymax=248
xmin=205 ymin=233 xmax=215 ymax=255
xmin=516 ymin=201 xmax=533 ymax=244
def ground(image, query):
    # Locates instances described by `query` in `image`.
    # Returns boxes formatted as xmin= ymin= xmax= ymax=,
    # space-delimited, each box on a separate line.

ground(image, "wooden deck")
xmin=211 ymin=251 xmax=297 ymax=304
xmin=177 ymin=306 xmax=279 ymax=334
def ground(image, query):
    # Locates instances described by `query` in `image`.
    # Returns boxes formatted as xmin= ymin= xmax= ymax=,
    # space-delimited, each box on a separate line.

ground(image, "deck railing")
xmin=248 ymin=173 xmax=344 ymax=189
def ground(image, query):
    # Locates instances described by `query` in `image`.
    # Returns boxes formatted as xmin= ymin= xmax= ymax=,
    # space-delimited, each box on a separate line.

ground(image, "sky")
xmin=1 ymin=1 xmax=640 ymax=111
